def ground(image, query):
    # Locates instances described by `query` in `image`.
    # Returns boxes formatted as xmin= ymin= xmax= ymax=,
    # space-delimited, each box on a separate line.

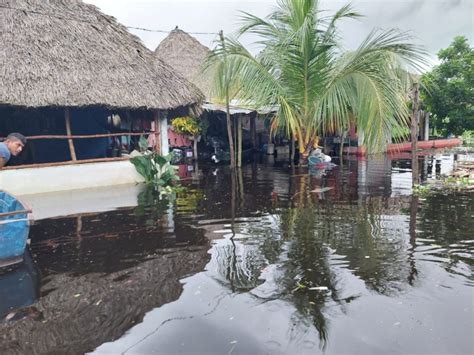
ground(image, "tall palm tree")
xmin=207 ymin=0 xmax=427 ymax=164
xmin=203 ymin=31 xmax=242 ymax=168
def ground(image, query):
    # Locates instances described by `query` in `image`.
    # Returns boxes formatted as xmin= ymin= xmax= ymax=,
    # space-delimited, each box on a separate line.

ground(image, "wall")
xmin=0 ymin=160 xmax=144 ymax=196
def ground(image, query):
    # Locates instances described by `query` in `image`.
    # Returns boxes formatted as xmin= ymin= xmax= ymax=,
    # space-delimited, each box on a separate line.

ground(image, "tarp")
xmin=0 ymin=191 xmax=29 ymax=260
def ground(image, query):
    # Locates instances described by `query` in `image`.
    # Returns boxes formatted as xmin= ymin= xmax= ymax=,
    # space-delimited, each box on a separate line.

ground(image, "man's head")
xmin=5 ymin=133 xmax=27 ymax=156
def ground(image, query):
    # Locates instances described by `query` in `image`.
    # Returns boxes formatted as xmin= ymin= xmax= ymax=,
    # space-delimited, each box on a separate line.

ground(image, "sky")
xmin=85 ymin=0 xmax=473 ymax=67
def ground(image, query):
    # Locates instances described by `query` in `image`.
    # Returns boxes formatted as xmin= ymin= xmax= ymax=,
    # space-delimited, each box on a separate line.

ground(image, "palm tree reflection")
xmin=212 ymin=164 xmax=423 ymax=349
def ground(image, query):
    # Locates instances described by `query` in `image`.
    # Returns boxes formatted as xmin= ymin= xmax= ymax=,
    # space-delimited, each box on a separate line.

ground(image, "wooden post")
xmin=250 ymin=113 xmax=257 ymax=150
xmin=411 ymin=83 xmax=419 ymax=185
xmin=237 ymin=114 xmax=242 ymax=167
xmin=424 ymin=112 xmax=430 ymax=141
xmin=193 ymin=135 xmax=198 ymax=161
xmin=65 ymin=108 xmax=77 ymax=161
xmin=408 ymin=195 xmax=419 ymax=285
xmin=339 ymin=130 xmax=347 ymax=160
xmin=290 ymin=135 xmax=295 ymax=167
xmin=153 ymin=110 xmax=160 ymax=153
xmin=160 ymin=112 xmax=169 ymax=155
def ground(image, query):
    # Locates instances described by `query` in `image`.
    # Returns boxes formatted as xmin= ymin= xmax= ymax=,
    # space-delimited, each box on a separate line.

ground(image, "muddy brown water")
xmin=0 ymin=154 xmax=473 ymax=355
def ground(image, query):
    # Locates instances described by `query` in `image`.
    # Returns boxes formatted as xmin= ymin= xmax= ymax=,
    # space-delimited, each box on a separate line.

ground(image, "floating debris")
xmin=308 ymin=286 xmax=328 ymax=291
xmin=310 ymin=187 xmax=334 ymax=193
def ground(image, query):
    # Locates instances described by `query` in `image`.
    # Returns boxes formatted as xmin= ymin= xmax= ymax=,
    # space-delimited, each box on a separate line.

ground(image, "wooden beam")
xmin=0 ymin=209 xmax=32 ymax=218
xmin=0 ymin=132 xmax=157 ymax=140
xmin=65 ymin=108 xmax=77 ymax=161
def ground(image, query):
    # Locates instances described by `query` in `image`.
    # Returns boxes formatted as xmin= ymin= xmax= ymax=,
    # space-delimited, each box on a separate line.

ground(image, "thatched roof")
xmin=0 ymin=0 xmax=203 ymax=110
xmin=155 ymin=28 xmax=213 ymax=99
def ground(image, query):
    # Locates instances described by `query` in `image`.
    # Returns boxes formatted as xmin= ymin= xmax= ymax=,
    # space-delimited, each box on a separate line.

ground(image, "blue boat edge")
xmin=0 ymin=190 xmax=34 ymax=268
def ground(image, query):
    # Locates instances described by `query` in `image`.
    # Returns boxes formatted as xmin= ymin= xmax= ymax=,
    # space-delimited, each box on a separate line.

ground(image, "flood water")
xmin=1 ymin=153 xmax=473 ymax=355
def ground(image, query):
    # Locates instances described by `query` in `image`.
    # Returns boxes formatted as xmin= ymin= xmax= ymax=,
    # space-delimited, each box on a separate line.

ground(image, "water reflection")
xmin=0 ymin=189 xmax=210 ymax=355
xmin=1 ymin=155 xmax=472 ymax=355
xmin=210 ymin=170 xmax=422 ymax=350
xmin=0 ymin=250 xmax=40 ymax=322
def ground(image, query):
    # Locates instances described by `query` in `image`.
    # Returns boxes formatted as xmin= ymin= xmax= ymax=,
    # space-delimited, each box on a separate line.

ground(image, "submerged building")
xmin=155 ymin=28 xmax=270 ymax=159
xmin=0 ymin=0 xmax=203 ymax=194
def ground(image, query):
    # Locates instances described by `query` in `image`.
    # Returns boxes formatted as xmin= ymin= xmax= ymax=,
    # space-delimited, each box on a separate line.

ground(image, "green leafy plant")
xmin=412 ymin=184 xmax=431 ymax=197
xmin=420 ymin=36 xmax=473 ymax=136
xmin=130 ymin=137 xmax=180 ymax=190
xmin=461 ymin=130 xmax=474 ymax=147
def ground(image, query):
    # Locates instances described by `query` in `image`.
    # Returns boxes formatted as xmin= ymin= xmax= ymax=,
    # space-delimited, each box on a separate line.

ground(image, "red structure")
xmin=386 ymin=138 xmax=461 ymax=153
xmin=343 ymin=138 xmax=461 ymax=156
xmin=168 ymin=128 xmax=191 ymax=148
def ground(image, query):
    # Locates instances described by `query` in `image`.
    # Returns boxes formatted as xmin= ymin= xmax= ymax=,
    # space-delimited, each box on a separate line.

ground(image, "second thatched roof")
xmin=155 ymin=28 xmax=213 ymax=99
xmin=0 ymin=0 xmax=203 ymax=111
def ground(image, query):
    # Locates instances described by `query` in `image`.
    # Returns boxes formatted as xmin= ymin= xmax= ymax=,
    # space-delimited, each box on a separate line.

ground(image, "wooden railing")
xmin=1 ymin=131 xmax=159 ymax=170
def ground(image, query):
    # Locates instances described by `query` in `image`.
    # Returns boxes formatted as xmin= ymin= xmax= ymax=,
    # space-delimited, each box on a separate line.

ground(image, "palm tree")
xmin=203 ymin=31 xmax=242 ymax=168
xmin=208 ymin=0 xmax=427 ymax=164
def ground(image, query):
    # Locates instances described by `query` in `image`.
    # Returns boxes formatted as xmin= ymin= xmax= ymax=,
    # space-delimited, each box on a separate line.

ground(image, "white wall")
xmin=0 ymin=161 xmax=144 ymax=196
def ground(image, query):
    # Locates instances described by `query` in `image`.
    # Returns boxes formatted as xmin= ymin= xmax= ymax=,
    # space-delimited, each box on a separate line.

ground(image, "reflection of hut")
xmin=155 ymin=28 xmax=272 ymax=159
xmin=0 ymin=248 xmax=209 ymax=355
xmin=0 ymin=203 xmax=210 ymax=355
xmin=0 ymin=0 xmax=202 ymax=194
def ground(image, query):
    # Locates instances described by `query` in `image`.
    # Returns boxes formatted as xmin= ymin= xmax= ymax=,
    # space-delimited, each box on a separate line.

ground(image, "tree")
xmin=420 ymin=36 xmax=474 ymax=136
xmin=208 ymin=0 xmax=428 ymax=164
xmin=203 ymin=31 xmax=241 ymax=168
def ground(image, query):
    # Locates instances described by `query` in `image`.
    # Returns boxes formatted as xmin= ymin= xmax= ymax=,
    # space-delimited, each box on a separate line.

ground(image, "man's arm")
xmin=0 ymin=157 xmax=6 ymax=168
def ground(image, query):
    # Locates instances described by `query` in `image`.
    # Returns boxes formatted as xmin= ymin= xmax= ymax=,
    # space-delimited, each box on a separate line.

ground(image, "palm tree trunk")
xmin=299 ymin=136 xmax=315 ymax=166
xmin=226 ymin=95 xmax=236 ymax=168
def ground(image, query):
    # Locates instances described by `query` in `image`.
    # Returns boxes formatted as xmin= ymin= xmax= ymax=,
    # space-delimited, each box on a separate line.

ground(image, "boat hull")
xmin=0 ymin=191 xmax=31 ymax=267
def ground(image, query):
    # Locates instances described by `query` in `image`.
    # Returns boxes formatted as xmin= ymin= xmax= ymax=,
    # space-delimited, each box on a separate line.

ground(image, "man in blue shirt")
xmin=0 ymin=133 xmax=27 ymax=168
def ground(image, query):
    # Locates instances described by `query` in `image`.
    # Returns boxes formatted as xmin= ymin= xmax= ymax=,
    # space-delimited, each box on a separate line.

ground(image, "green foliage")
xmin=134 ymin=186 xmax=170 ymax=217
xmin=461 ymin=130 xmax=474 ymax=146
xmin=420 ymin=36 xmax=474 ymax=136
xmin=175 ymin=188 xmax=203 ymax=213
xmin=204 ymin=0 xmax=428 ymax=156
xmin=138 ymin=136 xmax=148 ymax=152
xmin=413 ymin=175 xmax=473 ymax=196
xmin=412 ymin=184 xmax=431 ymax=197
xmin=130 ymin=138 xmax=180 ymax=190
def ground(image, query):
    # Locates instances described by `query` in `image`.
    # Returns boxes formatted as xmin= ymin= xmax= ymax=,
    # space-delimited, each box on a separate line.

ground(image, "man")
xmin=0 ymin=133 xmax=27 ymax=168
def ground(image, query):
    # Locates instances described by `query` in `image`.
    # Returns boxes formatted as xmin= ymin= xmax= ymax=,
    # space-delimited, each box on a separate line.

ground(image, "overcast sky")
xmin=85 ymin=0 xmax=473 ymax=67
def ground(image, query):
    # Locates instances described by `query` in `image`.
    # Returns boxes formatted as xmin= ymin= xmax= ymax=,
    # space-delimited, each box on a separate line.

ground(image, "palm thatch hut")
xmin=155 ymin=27 xmax=213 ymax=99
xmin=0 ymin=0 xmax=203 ymax=167
xmin=0 ymin=0 xmax=202 ymax=110
xmin=155 ymin=28 xmax=268 ymax=162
